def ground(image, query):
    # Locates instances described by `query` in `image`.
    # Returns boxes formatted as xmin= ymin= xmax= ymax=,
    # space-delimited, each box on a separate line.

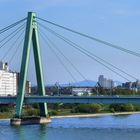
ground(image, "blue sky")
xmin=0 ymin=0 xmax=140 ymax=85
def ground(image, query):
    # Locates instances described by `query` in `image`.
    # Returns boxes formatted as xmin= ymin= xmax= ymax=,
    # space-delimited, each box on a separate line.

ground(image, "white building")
xmin=72 ymin=87 xmax=92 ymax=96
xmin=0 ymin=62 xmax=17 ymax=96
xmin=136 ymin=80 xmax=140 ymax=90
xmin=98 ymin=75 xmax=114 ymax=89
xmin=0 ymin=62 xmax=32 ymax=96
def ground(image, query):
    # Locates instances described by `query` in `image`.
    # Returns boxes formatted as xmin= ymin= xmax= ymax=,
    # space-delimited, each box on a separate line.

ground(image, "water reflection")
xmin=12 ymin=126 xmax=26 ymax=140
xmin=38 ymin=125 xmax=48 ymax=140
xmin=10 ymin=124 xmax=49 ymax=140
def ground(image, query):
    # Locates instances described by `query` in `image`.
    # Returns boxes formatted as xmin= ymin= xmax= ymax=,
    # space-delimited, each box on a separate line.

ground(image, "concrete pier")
xmin=10 ymin=117 xmax=51 ymax=125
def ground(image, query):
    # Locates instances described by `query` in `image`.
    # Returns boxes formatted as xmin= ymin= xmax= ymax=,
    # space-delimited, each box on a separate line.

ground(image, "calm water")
xmin=1 ymin=114 xmax=140 ymax=140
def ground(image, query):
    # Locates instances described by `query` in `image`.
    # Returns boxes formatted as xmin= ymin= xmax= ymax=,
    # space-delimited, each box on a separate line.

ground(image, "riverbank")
xmin=51 ymin=111 xmax=140 ymax=118
xmin=1 ymin=111 xmax=140 ymax=120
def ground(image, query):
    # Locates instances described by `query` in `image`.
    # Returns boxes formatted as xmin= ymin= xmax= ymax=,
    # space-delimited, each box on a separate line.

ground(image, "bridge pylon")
xmin=15 ymin=12 xmax=48 ymax=118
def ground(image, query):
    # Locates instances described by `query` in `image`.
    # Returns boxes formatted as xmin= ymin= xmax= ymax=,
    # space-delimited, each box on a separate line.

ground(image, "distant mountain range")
xmin=60 ymin=80 xmax=97 ymax=87
xmin=46 ymin=80 xmax=122 ymax=87
xmin=46 ymin=80 xmax=97 ymax=87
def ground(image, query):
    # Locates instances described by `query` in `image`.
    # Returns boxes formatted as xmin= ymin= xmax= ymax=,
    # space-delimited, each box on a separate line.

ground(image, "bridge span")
xmin=1 ymin=96 xmax=140 ymax=104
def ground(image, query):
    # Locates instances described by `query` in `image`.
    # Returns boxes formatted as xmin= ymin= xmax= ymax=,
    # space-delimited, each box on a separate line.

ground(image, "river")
xmin=1 ymin=114 xmax=140 ymax=140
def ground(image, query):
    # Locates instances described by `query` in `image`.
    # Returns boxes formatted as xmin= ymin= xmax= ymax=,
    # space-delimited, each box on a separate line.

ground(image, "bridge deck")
xmin=0 ymin=96 xmax=140 ymax=104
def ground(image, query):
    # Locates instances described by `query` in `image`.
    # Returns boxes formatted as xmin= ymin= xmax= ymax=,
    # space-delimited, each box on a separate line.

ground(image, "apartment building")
xmin=0 ymin=62 xmax=17 ymax=96
xmin=0 ymin=62 xmax=31 ymax=96
xmin=98 ymin=75 xmax=114 ymax=89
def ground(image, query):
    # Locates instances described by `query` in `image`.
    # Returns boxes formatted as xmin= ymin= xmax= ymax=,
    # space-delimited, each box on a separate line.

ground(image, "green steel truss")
xmin=15 ymin=12 xmax=48 ymax=118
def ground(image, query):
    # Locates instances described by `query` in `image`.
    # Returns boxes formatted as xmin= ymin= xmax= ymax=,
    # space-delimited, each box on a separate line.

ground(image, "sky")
xmin=0 ymin=0 xmax=140 ymax=85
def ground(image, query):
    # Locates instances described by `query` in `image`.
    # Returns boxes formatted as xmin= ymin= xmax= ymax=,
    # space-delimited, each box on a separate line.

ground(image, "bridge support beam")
xmin=15 ymin=12 xmax=48 ymax=118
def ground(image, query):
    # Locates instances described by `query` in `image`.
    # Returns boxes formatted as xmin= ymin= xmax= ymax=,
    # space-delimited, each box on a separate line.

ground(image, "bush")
xmin=49 ymin=110 xmax=58 ymax=116
xmin=110 ymin=108 xmax=115 ymax=113
xmin=133 ymin=104 xmax=140 ymax=111
xmin=24 ymin=109 xmax=39 ymax=116
xmin=0 ymin=106 xmax=9 ymax=112
xmin=109 ymin=104 xmax=134 ymax=112
xmin=48 ymin=103 xmax=60 ymax=110
xmin=72 ymin=104 xmax=102 ymax=113
xmin=32 ymin=104 xmax=39 ymax=109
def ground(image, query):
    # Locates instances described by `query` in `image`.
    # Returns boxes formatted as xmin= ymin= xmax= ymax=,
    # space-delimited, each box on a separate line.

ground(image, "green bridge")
xmin=1 ymin=96 xmax=140 ymax=104
xmin=0 ymin=11 xmax=140 ymax=125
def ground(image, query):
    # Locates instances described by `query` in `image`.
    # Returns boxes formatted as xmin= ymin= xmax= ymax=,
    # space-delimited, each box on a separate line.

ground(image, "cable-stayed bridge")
xmin=0 ymin=12 xmax=140 ymax=124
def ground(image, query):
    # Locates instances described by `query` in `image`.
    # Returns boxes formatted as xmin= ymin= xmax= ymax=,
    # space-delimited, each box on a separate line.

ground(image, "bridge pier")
xmin=10 ymin=117 xmax=51 ymax=125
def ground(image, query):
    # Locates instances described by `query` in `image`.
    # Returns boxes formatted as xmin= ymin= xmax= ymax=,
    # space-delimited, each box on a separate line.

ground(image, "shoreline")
xmin=51 ymin=111 xmax=140 ymax=119
xmin=1 ymin=112 xmax=140 ymax=120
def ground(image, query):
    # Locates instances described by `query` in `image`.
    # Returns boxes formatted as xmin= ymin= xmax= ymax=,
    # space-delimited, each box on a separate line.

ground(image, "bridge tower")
xmin=15 ymin=12 xmax=48 ymax=118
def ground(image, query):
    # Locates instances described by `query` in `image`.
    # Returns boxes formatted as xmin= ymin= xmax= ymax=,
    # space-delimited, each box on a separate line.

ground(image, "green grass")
xmin=1 ymin=103 xmax=140 ymax=119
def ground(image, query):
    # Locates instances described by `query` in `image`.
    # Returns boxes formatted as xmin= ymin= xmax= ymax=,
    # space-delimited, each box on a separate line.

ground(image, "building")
xmin=136 ymin=80 xmax=140 ymax=91
xmin=122 ymin=82 xmax=133 ymax=89
xmin=0 ymin=62 xmax=31 ymax=96
xmin=122 ymin=80 xmax=140 ymax=92
xmin=16 ymin=72 xmax=31 ymax=95
xmin=72 ymin=87 xmax=92 ymax=96
xmin=0 ymin=62 xmax=17 ymax=96
xmin=98 ymin=75 xmax=114 ymax=89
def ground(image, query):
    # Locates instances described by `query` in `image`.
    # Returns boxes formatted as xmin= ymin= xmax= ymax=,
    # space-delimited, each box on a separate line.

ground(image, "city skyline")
xmin=0 ymin=1 xmax=140 ymax=85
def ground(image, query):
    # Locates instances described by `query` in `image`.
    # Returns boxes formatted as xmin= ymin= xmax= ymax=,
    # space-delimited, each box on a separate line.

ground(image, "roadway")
xmin=0 ymin=96 xmax=140 ymax=104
